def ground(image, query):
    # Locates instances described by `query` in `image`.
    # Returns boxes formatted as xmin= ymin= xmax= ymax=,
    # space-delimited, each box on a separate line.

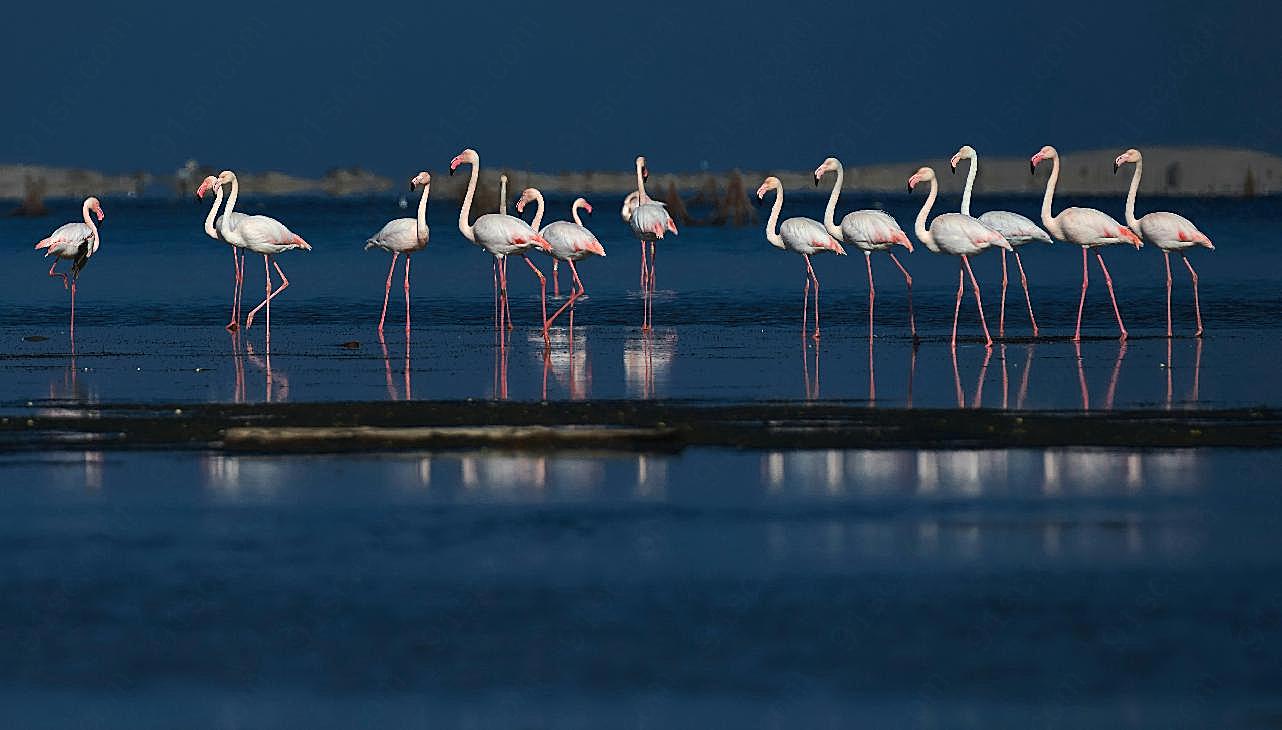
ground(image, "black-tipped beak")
xmin=1029 ymin=161 xmax=1036 ymax=174
xmin=907 ymin=184 xmax=913 ymax=193
xmin=1113 ymin=162 xmax=1119 ymax=174
xmin=813 ymin=175 xmax=819 ymax=187
xmin=755 ymin=197 xmax=762 ymax=207
xmin=951 ymin=166 xmax=956 ymax=175
xmin=449 ymin=168 xmax=455 ymax=177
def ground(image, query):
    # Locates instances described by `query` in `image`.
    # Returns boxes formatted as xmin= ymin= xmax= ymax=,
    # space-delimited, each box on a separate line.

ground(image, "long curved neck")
xmin=458 ymin=160 xmax=478 ymax=242
xmin=81 ymin=200 xmax=98 ymax=241
xmin=635 ymin=163 xmax=648 ymax=203
xmin=764 ymin=187 xmax=785 ymax=249
xmin=224 ymin=175 xmax=239 ymax=219
xmin=914 ymin=178 xmax=937 ymax=251
xmin=572 ymin=201 xmax=586 ymax=226
xmin=499 ymin=176 xmax=507 ymax=215
xmin=204 ymin=185 xmax=224 ymax=238
xmin=1124 ymin=157 xmax=1142 ymax=231
xmin=822 ymin=162 xmax=844 ymax=239
xmin=529 ymin=190 xmax=545 ymax=230
xmin=1040 ymin=155 xmax=1063 ymax=238
xmin=960 ymin=155 xmax=977 ymax=216
xmin=415 ymin=183 xmax=430 ymax=243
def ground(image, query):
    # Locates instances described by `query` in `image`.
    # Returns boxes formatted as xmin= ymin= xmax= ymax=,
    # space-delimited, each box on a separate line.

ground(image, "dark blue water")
xmin=1 ymin=194 xmax=1274 ymax=407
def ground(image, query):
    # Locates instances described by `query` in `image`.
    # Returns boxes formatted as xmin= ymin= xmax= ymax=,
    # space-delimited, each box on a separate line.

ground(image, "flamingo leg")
xmin=523 ymin=256 xmax=549 ymax=343
xmin=1182 ymin=253 xmax=1203 ymax=337
xmin=1074 ymin=247 xmax=1089 ymax=342
xmin=548 ymin=261 xmax=585 ymax=329
xmin=1094 ymin=252 xmax=1127 ymax=341
xmin=801 ymin=270 xmax=810 ymax=339
xmin=639 ymin=241 xmax=648 ymax=290
xmin=47 ymin=260 xmax=69 ymax=289
xmin=1163 ymin=251 xmax=1173 ymax=338
xmin=378 ymin=252 xmax=399 ymax=337
xmin=1165 ymin=336 xmax=1173 ymax=408
xmin=952 ymin=267 xmax=964 ymax=348
xmin=868 ymin=335 xmax=875 ymax=403
xmin=648 ymin=241 xmax=657 ymax=331
xmin=403 ymin=254 xmax=412 ymax=339
xmin=236 ymin=249 xmax=245 ymax=328
xmin=552 ymin=260 xmax=560 ymax=299
xmin=492 ymin=257 xmax=500 ymax=331
xmin=501 ymin=257 xmax=513 ymax=331
xmin=804 ymin=254 xmax=820 ymax=340
xmin=245 ymin=259 xmax=290 ymax=331
xmin=864 ymin=253 xmax=875 ymax=340
xmin=227 ymin=248 xmax=242 ymax=331
xmin=963 ymin=255 xmax=994 ymax=348
xmin=69 ymin=277 xmax=76 ymax=346
xmin=999 ymin=249 xmax=1008 ymax=338
xmin=888 ymin=252 xmax=916 ymax=341
xmin=1013 ymin=251 xmax=1038 ymax=338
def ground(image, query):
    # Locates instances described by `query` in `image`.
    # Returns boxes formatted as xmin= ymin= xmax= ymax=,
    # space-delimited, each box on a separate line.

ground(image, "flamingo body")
xmin=365 ymin=218 xmax=429 ymax=254
xmin=925 ymin=212 xmax=1011 ymax=256
xmin=1055 ymin=207 xmax=1141 ymax=248
xmin=977 ymin=210 xmax=1051 ymax=246
xmin=542 ymin=220 xmax=605 ymax=261
xmin=780 ymin=217 xmax=846 ymax=256
xmin=840 ymin=210 xmax=911 ymax=253
xmin=629 ymin=201 xmax=676 ymax=242
xmin=37 ymin=222 xmax=98 ymax=276
xmin=1132 ymin=212 xmax=1213 ymax=251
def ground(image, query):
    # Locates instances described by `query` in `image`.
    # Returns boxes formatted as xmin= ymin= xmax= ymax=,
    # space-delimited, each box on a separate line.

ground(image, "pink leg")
xmin=865 ymin=253 xmax=875 ymax=340
xmin=378 ymin=253 xmax=399 ymax=337
xmin=403 ymin=255 xmax=412 ymax=339
xmin=999 ymin=249 xmax=1008 ymax=338
xmin=962 ymin=255 xmax=994 ymax=348
xmin=548 ymin=261 xmax=585 ymax=329
xmin=1095 ymin=253 xmax=1127 ymax=341
xmin=1013 ymin=251 xmax=1038 ymax=337
xmin=952 ymin=267 xmax=964 ymax=348
xmin=492 ymin=257 xmax=500 ymax=330
xmin=245 ymin=259 xmax=291 ymax=330
xmin=888 ymin=252 xmax=916 ymax=340
xmin=236 ymin=249 xmax=245 ymax=327
xmin=1165 ymin=337 xmax=1173 ymax=408
xmin=69 ymin=278 xmax=76 ymax=346
xmin=553 ymin=261 xmax=560 ymax=298
xmin=648 ymin=242 xmax=657 ymax=331
xmin=264 ymin=256 xmax=272 ymax=351
xmin=804 ymin=254 xmax=820 ymax=340
xmin=801 ymin=272 xmax=810 ymax=338
xmin=1182 ymin=254 xmax=1203 ymax=337
xmin=1074 ymin=247 xmax=1089 ymax=342
xmin=523 ymin=256 xmax=549 ymax=343
xmin=47 ymin=260 xmax=69 ymax=289
xmin=1163 ymin=251 xmax=1173 ymax=338
xmin=639 ymin=241 xmax=648 ymax=290
xmin=227 ymin=248 xmax=242 ymax=331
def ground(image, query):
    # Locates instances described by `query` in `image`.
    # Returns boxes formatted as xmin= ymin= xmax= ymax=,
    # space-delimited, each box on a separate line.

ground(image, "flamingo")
xmin=196 ymin=175 xmax=250 ymax=331
xmin=516 ymin=188 xmax=606 ymax=331
xmin=628 ymin=156 xmax=678 ymax=332
xmin=364 ymin=171 xmax=431 ymax=338
xmin=951 ymin=145 xmax=1050 ymax=338
xmin=35 ymin=196 xmax=103 ymax=344
xmin=212 ymin=170 xmax=312 ymax=350
xmin=449 ymin=148 xmax=552 ymax=340
xmin=908 ymin=167 xmax=1011 ymax=348
xmin=814 ymin=157 xmax=915 ymax=340
xmin=756 ymin=176 xmax=847 ymax=340
xmin=1031 ymin=146 xmax=1143 ymax=341
xmin=1114 ymin=148 xmax=1214 ymax=337
xmin=621 ymin=191 xmax=643 ymax=287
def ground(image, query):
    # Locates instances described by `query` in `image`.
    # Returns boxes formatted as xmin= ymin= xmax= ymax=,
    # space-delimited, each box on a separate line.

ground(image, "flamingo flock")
xmin=33 ymin=146 xmax=1214 ymax=355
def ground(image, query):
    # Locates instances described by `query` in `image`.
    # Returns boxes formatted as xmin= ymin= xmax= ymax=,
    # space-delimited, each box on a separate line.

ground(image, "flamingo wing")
xmin=475 ymin=213 xmax=545 ymax=249
xmin=1137 ymin=212 xmax=1213 ymax=249
xmin=1059 ymin=207 xmax=1140 ymax=247
xmin=542 ymin=221 xmax=605 ymax=258
xmin=781 ymin=217 xmax=845 ymax=255
xmin=840 ymin=210 xmax=909 ymax=249
xmin=930 ymin=213 xmax=1011 ymax=254
xmin=238 ymin=215 xmax=311 ymax=250
xmin=977 ymin=210 xmax=1051 ymax=245
xmin=36 ymin=222 xmax=95 ymax=258
xmin=630 ymin=202 xmax=675 ymax=240
xmin=365 ymin=218 xmax=425 ymax=252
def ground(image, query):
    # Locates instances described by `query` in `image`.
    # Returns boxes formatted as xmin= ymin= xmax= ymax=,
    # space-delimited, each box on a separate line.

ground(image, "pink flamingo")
xmin=364 ymin=172 xmax=431 ymax=338
xmin=212 ymin=171 xmax=312 ymax=350
xmin=197 ymin=176 xmax=250 ymax=331
xmin=815 ymin=157 xmax=915 ymax=340
xmin=1031 ymin=146 xmax=1143 ymax=341
xmin=1115 ymin=148 xmax=1214 ymax=337
xmin=908 ymin=167 xmax=1011 ymax=348
xmin=627 ymin=156 xmax=678 ymax=332
xmin=450 ymin=148 xmax=552 ymax=341
xmin=515 ymin=188 xmax=606 ymax=331
xmin=35 ymin=196 xmax=103 ymax=344
xmin=756 ymin=176 xmax=847 ymax=340
xmin=951 ymin=145 xmax=1050 ymax=338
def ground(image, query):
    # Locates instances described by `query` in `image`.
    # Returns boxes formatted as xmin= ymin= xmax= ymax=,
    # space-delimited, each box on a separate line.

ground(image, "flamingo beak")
xmin=584 ymin=203 xmax=593 ymax=215
xmin=642 ymin=165 xmax=649 ymax=181
xmin=1030 ymin=154 xmax=1043 ymax=174
xmin=950 ymin=156 xmax=959 ymax=173
xmin=95 ymin=208 xmax=104 ymax=221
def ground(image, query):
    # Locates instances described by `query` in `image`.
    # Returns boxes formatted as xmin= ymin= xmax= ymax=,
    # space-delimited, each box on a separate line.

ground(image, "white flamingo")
xmin=35 ymin=196 xmax=104 ymax=344
xmin=814 ymin=157 xmax=915 ymax=340
xmin=628 ymin=156 xmax=677 ymax=332
xmin=1031 ymin=146 xmax=1142 ymax=341
xmin=450 ymin=148 xmax=552 ymax=340
xmin=364 ymin=171 xmax=431 ymax=338
xmin=757 ymin=176 xmax=847 ymax=340
xmin=951 ymin=145 xmax=1050 ymax=338
xmin=197 ymin=175 xmax=250 ymax=331
xmin=1114 ymin=148 xmax=1214 ymax=337
xmin=908 ymin=167 xmax=1011 ymax=348
xmin=516 ymin=188 xmax=607 ymax=330
xmin=212 ymin=170 xmax=312 ymax=350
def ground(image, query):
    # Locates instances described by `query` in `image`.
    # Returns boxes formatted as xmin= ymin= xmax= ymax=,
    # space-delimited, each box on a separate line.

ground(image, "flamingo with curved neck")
xmin=627 ymin=155 xmax=678 ymax=332
xmin=1031 ymin=145 xmax=1142 ymax=342
xmin=517 ymin=190 xmax=606 ymax=332
xmin=35 ymin=195 xmax=104 ymax=346
xmin=364 ymin=172 xmax=432 ymax=338
xmin=1115 ymin=147 xmax=1213 ymax=337
xmin=758 ymin=175 xmax=846 ymax=340
xmin=197 ymin=175 xmax=247 ymax=332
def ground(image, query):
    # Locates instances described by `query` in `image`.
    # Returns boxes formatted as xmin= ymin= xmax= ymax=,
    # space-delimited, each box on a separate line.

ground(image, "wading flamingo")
xmin=213 ymin=170 xmax=312 ymax=350
xmin=197 ymin=175 xmax=250 ymax=331
xmin=628 ymin=156 xmax=678 ymax=332
xmin=908 ymin=167 xmax=1011 ymax=348
xmin=364 ymin=172 xmax=431 ymax=337
xmin=450 ymin=148 xmax=552 ymax=340
xmin=1031 ymin=146 xmax=1142 ymax=341
xmin=516 ymin=188 xmax=607 ymax=330
xmin=757 ymin=176 xmax=846 ymax=340
xmin=815 ymin=157 xmax=915 ymax=340
xmin=35 ymin=196 xmax=103 ymax=344
xmin=951 ymin=145 xmax=1049 ymax=337
xmin=1114 ymin=148 xmax=1214 ymax=337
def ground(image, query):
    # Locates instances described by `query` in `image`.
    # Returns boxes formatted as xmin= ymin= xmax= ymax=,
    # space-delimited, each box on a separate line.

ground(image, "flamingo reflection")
xmin=1074 ymin=340 xmax=1127 ymax=410
xmin=1165 ymin=336 xmax=1204 ymax=408
xmin=245 ymin=342 xmax=288 ymax=403
xmin=950 ymin=346 xmax=992 ymax=408
xmin=229 ymin=332 xmax=246 ymax=403
xmin=380 ymin=336 xmax=412 ymax=401
xmin=625 ymin=330 xmax=675 ymax=399
xmin=493 ymin=330 xmax=510 ymax=400
xmin=803 ymin=340 xmax=820 ymax=400
xmin=537 ymin=325 xmax=591 ymax=400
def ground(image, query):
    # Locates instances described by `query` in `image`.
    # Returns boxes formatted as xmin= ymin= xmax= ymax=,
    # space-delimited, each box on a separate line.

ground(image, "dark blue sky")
xmin=3 ymin=0 xmax=1278 ymax=176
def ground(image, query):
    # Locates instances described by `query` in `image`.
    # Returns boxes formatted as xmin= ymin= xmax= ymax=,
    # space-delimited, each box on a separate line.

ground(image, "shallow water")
xmin=3 ymin=195 xmax=1275 ymax=407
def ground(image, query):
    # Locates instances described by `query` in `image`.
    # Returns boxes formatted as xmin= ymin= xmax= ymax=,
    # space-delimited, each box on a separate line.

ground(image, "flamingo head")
xmin=195 ymin=175 xmax=217 ymax=199
xmin=215 ymin=170 xmax=237 ymax=188
xmin=449 ymin=148 xmax=477 ymax=176
xmin=636 ymin=155 xmax=649 ymax=182
xmin=950 ymin=145 xmax=976 ymax=174
xmin=813 ymin=157 xmax=840 ymax=186
xmin=1030 ymin=145 xmax=1057 ymax=174
xmin=1114 ymin=148 xmax=1141 ymax=174
xmin=515 ymin=187 xmax=540 ymax=214
xmin=85 ymin=197 xmax=104 ymax=221
xmin=907 ymin=167 xmax=935 ymax=192
xmin=755 ymin=176 xmax=780 ymax=205
xmin=409 ymin=171 xmax=430 ymax=191
xmin=574 ymin=197 xmax=593 ymax=216
xmin=621 ymin=191 xmax=639 ymax=222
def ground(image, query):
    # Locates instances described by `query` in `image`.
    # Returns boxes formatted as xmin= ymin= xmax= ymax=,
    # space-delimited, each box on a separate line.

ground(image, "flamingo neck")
xmin=822 ymin=161 xmax=844 ymax=240
xmin=224 ymin=175 xmax=240 ymax=219
xmin=1040 ymin=155 xmax=1063 ymax=239
xmin=960 ymin=155 xmax=977 ymax=216
xmin=81 ymin=199 xmax=99 ymax=246
xmin=764 ymin=186 xmax=785 ymax=250
xmin=1124 ymin=156 xmax=1142 ymax=231
xmin=635 ymin=163 xmax=648 ymax=203
xmin=913 ymin=178 xmax=937 ymax=252
xmin=572 ymin=200 xmax=587 ymax=227
xmin=204 ymin=184 xmax=224 ymax=239
xmin=415 ymin=183 xmax=430 ymax=244
xmin=458 ymin=159 xmax=478 ymax=242
xmin=499 ymin=176 xmax=507 ymax=215
xmin=529 ymin=189 xmax=545 ymax=231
